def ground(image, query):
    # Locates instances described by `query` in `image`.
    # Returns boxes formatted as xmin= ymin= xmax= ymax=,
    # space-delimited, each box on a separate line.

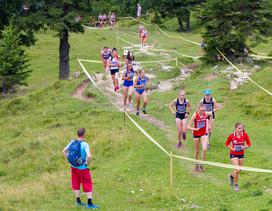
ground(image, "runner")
xmin=187 ymin=103 xmax=212 ymax=172
xmin=200 ymin=89 xmax=218 ymax=149
xmin=140 ymin=28 xmax=148 ymax=47
xmin=138 ymin=25 xmax=144 ymax=41
xmin=102 ymin=14 xmax=107 ymax=27
xmin=100 ymin=47 xmax=111 ymax=72
xmin=122 ymin=62 xmax=135 ymax=110
xmin=108 ymin=48 xmax=120 ymax=92
xmin=134 ymin=68 xmax=149 ymax=115
xmin=98 ymin=14 xmax=103 ymax=27
xmin=169 ymin=90 xmax=191 ymax=148
xmin=225 ymin=122 xmax=251 ymax=192
xmin=110 ymin=12 xmax=116 ymax=27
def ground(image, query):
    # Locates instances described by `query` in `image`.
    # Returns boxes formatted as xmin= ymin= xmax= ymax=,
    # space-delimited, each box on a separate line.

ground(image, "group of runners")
xmin=169 ymin=89 xmax=251 ymax=191
xmin=98 ymin=12 xmax=116 ymax=27
xmin=100 ymin=46 xmax=150 ymax=115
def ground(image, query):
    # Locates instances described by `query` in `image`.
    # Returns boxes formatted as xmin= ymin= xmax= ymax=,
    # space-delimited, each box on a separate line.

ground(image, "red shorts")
xmin=71 ymin=167 xmax=93 ymax=192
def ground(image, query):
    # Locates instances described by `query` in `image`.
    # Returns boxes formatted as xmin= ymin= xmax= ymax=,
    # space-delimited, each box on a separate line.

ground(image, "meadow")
xmin=0 ymin=18 xmax=271 ymax=210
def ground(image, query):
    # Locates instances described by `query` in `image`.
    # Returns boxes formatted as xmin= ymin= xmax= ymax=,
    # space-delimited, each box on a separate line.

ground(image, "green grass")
xmin=0 ymin=18 xmax=272 ymax=210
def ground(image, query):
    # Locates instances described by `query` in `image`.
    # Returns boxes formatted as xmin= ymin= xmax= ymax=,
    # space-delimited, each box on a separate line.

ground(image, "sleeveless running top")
xmin=175 ymin=98 xmax=187 ymax=114
xmin=203 ymin=97 xmax=214 ymax=112
xmin=110 ymin=56 xmax=119 ymax=70
xmin=101 ymin=49 xmax=111 ymax=59
xmin=111 ymin=14 xmax=116 ymax=21
xmin=124 ymin=68 xmax=135 ymax=81
xmin=136 ymin=75 xmax=148 ymax=90
xmin=193 ymin=112 xmax=207 ymax=136
xmin=139 ymin=26 xmax=144 ymax=32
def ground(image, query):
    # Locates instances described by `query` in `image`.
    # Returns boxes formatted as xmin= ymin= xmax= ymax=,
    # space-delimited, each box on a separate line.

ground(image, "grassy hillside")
xmin=0 ymin=19 xmax=272 ymax=210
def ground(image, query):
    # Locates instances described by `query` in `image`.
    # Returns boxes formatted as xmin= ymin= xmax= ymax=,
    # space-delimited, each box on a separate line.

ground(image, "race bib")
xmin=234 ymin=145 xmax=242 ymax=152
xmin=197 ymin=121 xmax=205 ymax=128
xmin=205 ymin=104 xmax=213 ymax=111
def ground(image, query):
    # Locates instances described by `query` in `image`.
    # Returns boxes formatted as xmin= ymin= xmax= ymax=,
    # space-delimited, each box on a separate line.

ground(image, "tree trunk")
xmin=185 ymin=12 xmax=190 ymax=32
xmin=59 ymin=29 xmax=70 ymax=80
xmin=177 ymin=17 xmax=184 ymax=32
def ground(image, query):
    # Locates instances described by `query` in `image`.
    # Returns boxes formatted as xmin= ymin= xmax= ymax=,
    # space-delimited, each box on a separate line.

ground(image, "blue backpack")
xmin=67 ymin=140 xmax=85 ymax=166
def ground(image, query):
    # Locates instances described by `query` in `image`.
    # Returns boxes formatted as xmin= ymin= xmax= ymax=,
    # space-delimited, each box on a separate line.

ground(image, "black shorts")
xmin=110 ymin=69 xmax=119 ymax=75
xmin=193 ymin=134 xmax=208 ymax=139
xmin=176 ymin=112 xmax=186 ymax=120
xmin=230 ymin=154 xmax=244 ymax=159
xmin=207 ymin=111 xmax=215 ymax=120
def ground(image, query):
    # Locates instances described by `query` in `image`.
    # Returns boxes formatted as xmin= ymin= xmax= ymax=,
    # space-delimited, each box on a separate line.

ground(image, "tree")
xmin=200 ymin=0 xmax=272 ymax=62
xmin=155 ymin=0 xmax=204 ymax=32
xmin=0 ymin=25 xmax=31 ymax=95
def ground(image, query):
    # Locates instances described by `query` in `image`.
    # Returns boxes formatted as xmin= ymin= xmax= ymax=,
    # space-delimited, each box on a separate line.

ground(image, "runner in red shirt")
xmin=187 ymin=103 xmax=212 ymax=172
xmin=225 ymin=122 xmax=251 ymax=192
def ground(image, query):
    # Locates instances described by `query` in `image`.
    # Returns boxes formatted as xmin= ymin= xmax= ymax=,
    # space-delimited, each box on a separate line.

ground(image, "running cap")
xmin=123 ymin=49 xmax=128 ymax=56
xmin=203 ymin=89 xmax=212 ymax=95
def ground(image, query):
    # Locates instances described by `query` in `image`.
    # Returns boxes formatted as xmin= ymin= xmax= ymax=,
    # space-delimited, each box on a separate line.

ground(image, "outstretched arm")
xmin=187 ymin=113 xmax=199 ymax=131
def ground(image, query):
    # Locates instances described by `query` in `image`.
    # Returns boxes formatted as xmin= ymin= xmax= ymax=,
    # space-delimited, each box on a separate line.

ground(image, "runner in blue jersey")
xmin=134 ymin=68 xmax=149 ymax=115
xmin=122 ymin=62 xmax=135 ymax=110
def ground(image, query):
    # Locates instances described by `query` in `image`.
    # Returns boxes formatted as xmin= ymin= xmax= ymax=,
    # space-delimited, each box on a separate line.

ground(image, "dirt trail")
xmin=71 ymin=79 xmax=94 ymax=101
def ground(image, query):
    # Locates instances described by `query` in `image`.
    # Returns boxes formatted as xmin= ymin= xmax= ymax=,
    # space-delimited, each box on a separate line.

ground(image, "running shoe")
xmin=136 ymin=110 xmax=140 ymax=116
xmin=229 ymin=175 xmax=234 ymax=186
xmin=199 ymin=164 xmax=205 ymax=172
xmin=76 ymin=202 xmax=85 ymax=207
xmin=176 ymin=141 xmax=182 ymax=149
xmin=234 ymin=184 xmax=239 ymax=192
xmin=182 ymin=133 xmax=186 ymax=141
xmin=86 ymin=204 xmax=100 ymax=209
xmin=116 ymin=86 xmax=120 ymax=92
xmin=194 ymin=163 xmax=200 ymax=172
xmin=114 ymin=87 xmax=117 ymax=92
xmin=142 ymin=108 xmax=147 ymax=114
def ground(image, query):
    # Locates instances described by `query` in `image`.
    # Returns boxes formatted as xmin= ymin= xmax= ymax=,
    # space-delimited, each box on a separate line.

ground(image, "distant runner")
xmin=200 ymin=89 xmax=218 ymax=149
xmin=187 ymin=103 xmax=212 ymax=172
xmin=225 ymin=122 xmax=251 ymax=192
xmin=140 ymin=28 xmax=148 ymax=47
xmin=98 ymin=14 xmax=103 ymax=27
xmin=169 ymin=90 xmax=191 ymax=148
xmin=100 ymin=47 xmax=111 ymax=72
xmin=102 ymin=14 xmax=107 ymax=27
xmin=138 ymin=25 xmax=145 ymax=41
xmin=134 ymin=68 xmax=149 ymax=115
xmin=108 ymin=48 xmax=120 ymax=92
xmin=122 ymin=62 xmax=135 ymax=110
xmin=110 ymin=12 xmax=116 ymax=27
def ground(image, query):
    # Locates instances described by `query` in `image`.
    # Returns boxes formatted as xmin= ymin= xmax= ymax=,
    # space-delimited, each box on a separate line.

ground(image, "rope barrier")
xmin=250 ymin=54 xmax=272 ymax=59
xmin=217 ymin=48 xmax=272 ymax=96
xmin=122 ymin=17 xmax=152 ymax=26
xmin=78 ymin=58 xmax=272 ymax=174
xmin=83 ymin=25 xmax=116 ymax=30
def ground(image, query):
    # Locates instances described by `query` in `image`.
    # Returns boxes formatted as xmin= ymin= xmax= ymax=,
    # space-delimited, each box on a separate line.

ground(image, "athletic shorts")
xmin=71 ymin=167 xmax=92 ymax=192
xmin=136 ymin=89 xmax=145 ymax=95
xmin=176 ymin=112 xmax=186 ymax=120
xmin=123 ymin=80 xmax=133 ymax=87
xmin=230 ymin=154 xmax=244 ymax=159
xmin=207 ymin=111 xmax=215 ymax=120
xmin=110 ymin=69 xmax=119 ymax=75
xmin=193 ymin=134 xmax=208 ymax=139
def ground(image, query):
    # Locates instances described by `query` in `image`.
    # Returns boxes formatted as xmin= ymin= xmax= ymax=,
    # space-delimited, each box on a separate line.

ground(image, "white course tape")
xmin=137 ymin=58 xmax=176 ymax=64
xmin=250 ymin=54 xmax=272 ymax=59
xmin=150 ymin=48 xmax=201 ymax=59
xmin=78 ymin=58 xmax=272 ymax=174
xmin=173 ymin=155 xmax=272 ymax=173
xmin=118 ymin=36 xmax=138 ymax=46
xmin=78 ymin=59 xmax=102 ymax=64
xmin=83 ymin=25 xmax=116 ymax=30
xmin=123 ymin=16 xmax=152 ymax=26
xmin=155 ymin=25 xmax=201 ymax=46
xmin=217 ymin=48 xmax=272 ymax=96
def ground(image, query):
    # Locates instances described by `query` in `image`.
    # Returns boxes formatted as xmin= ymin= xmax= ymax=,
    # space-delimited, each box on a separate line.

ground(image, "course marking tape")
xmin=217 ymin=48 xmax=272 ymax=96
xmin=78 ymin=58 xmax=272 ymax=174
xmin=118 ymin=36 xmax=138 ymax=46
xmin=155 ymin=24 xmax=201 ymax=46
xmin=83 ymin=25 xmax=116 ymax=30
xmin=122 ymin=16 xmax=152 ymax=25
xmin=149 ymin=48 xmax=201 ymax=59
xmin=250 ymin=54 xmax=272 ymax=59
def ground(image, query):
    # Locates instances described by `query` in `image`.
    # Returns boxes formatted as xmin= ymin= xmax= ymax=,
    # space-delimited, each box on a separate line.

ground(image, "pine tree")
xmin=201 ymin=0 xmax=272 ymax=62
xmin=0 ymin=25 xmax=31 ymax=95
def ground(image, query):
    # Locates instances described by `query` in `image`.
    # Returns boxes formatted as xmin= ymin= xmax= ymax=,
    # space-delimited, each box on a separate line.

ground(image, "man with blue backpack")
xmin=62 ymin=128 xmax=99 ymax=209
